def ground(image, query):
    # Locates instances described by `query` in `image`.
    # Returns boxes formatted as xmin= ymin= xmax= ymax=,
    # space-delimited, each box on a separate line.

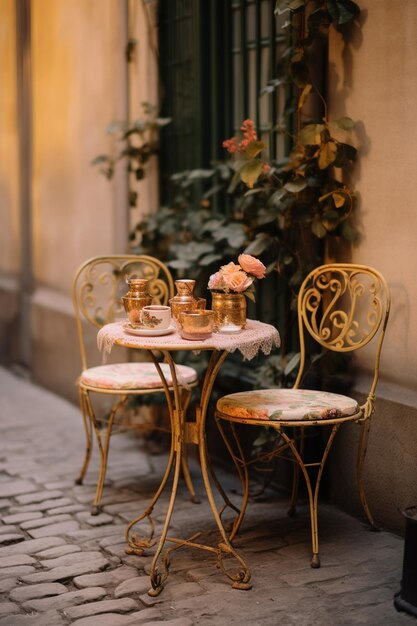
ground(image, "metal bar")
xmin=15 ymin=0 xmax=33 ymax=370
xmin=240 ymin=0 xmax=248 ymax=118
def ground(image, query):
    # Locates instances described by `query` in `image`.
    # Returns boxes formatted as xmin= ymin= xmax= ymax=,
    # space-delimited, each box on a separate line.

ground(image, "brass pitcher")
xmin=169 ymin=279 xmax=206 ymax=324
xmin=122 ymin=278 xmax=152 ymax=327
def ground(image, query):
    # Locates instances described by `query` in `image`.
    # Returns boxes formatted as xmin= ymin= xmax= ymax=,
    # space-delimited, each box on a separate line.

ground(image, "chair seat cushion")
xmin=217 ymin=389 xmax=359 ymax=422
xmin=80 ymin=362 xmax=198 ymax=390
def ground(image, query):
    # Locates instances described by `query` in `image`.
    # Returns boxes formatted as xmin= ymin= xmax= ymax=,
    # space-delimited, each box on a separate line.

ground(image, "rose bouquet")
xmin=208 ymin=254 xmax=266 ymax=302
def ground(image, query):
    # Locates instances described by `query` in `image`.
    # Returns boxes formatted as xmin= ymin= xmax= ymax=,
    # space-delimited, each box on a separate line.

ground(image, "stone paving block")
xmin=0 ymin=524 xmax=19 ymax=534
xmin=36 ymin=544 xmax=82 ymax=558
xmin=0 ymin=565 xmax=35 ymax=580
xmin=0 ymin=533 xmax=25 ymax=545
xmin=43 ymin=481 xmax=75 ymax=490
xmin=278 ymin=564 xmax=351 ymax=587
xmin=0 ymin=602 xmax=20 ymax=617
xmin=46 ymin=504 xmax=86 ymax=515
xmin=20 ymin=514 xmax=72 ymax=530
xmin=114 ymin=575 xmax=151 ymax=597
xmin=63 ymin=597 xmax=139 ymax=619
xmin=19 ymin=557 xmax=110 ymax=583
xmin=103 ymin=501 xmax=142 ymax=515
xmin=39 ymin=550 xmax=105 ymax=568
xmin=0 ymin=554 xmax=35 ymax=567
xmin=76 ymin=511 xmax=114 ymax=526
xmin=0 ymin=609 xmax=64 ymax=625
xmin=0 ymin=480 xmax=37 ymax=498
xmin=2 ymin=512 xmax=43 ymax=524
xmin=70 ymin=613 xmax=153 ymax=626
xmin=7 ymin=498 xmax=74 ymax=513
xmin=99 ymin=535 xmax=128 ymax=548
xmin=22 ymin=586 xmax=108 ymax=612
xmin=0 ymin=577 xmax=19 ymax=593
xmin=15 ymin=490 xmax=64 ymax=504
xmin=73 ymin=564 xmax=139 ymax=588
xmin=0 ymin=499 xmax=12 ymax=509
xmin=27 ymin=520 xmax=80 ymax=538
xmin=67 ymin=524 xmax=127 ymax=541
xmin=9 ymin=582 xmax=68 ymax=602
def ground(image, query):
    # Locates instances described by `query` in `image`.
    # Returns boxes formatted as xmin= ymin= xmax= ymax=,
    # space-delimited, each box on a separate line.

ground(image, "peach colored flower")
xmin=238 ymin=254 xmax=266 ymax=279
xmin=220 ymin=261 xmax=242 ymax=275
xmin=222 ymin=271 xmax=253 ymax=293
xmin=208 ymin=271 xmax=225 ymax=290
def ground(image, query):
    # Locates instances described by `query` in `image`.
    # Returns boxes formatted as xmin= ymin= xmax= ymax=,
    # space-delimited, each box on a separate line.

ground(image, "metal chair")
xmin=215 ymin=263 xmax=390 ymax=567
xmin=72 ymin=255 xmax=199 ymax=514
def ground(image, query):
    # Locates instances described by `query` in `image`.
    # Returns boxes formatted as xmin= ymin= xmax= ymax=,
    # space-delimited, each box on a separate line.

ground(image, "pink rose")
xmin=238 ymin=254 xmax=266 ymax=279
xmin=223 ymin=271 xmax=253 ymax=293
xmin=220 ymin=261 xmax=242 ymax=275
xmin=208 ymin=271 xmax=225 ymax=290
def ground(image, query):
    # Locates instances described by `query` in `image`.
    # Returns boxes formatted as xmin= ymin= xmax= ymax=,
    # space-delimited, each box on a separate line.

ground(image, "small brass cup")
xmin=178 ymin=309 xmax=214 ymax=340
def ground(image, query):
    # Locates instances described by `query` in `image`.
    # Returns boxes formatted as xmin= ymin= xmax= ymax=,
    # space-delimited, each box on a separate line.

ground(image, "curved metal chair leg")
xmin=75 ymin=387 xmax=93 ymax=485
xmin=288 ymin=427 xmax=304 ymax=517
xmin=357 ymin=419 xmax=379 ymax=530
xmin=281 ymin=424 xmax=340 ymax=568
xmin=85 ymin=393 xmax=127 ymax=515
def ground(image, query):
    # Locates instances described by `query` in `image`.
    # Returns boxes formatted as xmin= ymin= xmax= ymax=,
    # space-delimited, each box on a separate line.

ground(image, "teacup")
xmin=140 ymin=305 xmax=171 ymax=330
xmin=178 ymin=310 xmax=214 ymax=340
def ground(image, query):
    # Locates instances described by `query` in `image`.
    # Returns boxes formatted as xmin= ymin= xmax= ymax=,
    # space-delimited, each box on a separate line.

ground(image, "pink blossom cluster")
xmin=222 ymin=119 xmax=258 ymax=155
xmin=208 ymin=254 xmax=266 ymax=294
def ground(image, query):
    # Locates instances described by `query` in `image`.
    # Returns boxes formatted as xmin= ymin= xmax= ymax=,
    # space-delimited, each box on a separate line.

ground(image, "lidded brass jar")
xmin=169 ymin=279 xmax=205 ymax=324
xmin=122 ymin=278 xmax=152 ymax=327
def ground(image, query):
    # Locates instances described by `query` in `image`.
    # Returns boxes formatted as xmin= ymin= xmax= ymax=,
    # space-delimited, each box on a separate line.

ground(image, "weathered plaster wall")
xmin=0 ymin=0 xmax=158 ymax=400
xmin=328 ymin=0 xmax=417 ymax=532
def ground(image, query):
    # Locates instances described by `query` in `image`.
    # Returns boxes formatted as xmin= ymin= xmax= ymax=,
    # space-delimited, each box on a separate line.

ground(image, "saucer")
xmin=123 ymin=322 xmax=176 ymax=337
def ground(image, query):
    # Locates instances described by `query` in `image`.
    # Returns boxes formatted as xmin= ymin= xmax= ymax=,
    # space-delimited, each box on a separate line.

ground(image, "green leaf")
xmin=239 ymin=160 xmax=264 ymax=189
xmin=245 ymin=140 xmax=267 ymax=159
xmin=167 ymin=259 xmax=192 ymax=270
xmin=275 ymin=0 xmax=305 ymax=15
xmin=341 ymin=220 xmax=359 ymax=242
xmin=298 ymin=84 xmax=312 ymax=110
xmin=326 ymin=0 xmax=360 ymax=25
xmin=290 ymin=61 xmax=311 ymax=89
xmin=199 ymin=254 xmax=222 ymax=266
xmin=322 ymin=210 xmax=340 ymax=231
xmin=284 ymin=352 xmax=301 ymax=376
xmin=308 ymin=9 xmax=331 ymax=36
xmin=318 ymin=141 xmax=338 ymax=169
xmin=332 ymin=143 xmax=357 ymax=167
xmin=330 ymin=116 xmax=355 ymax=130
xmin=244 ymin=233 xmax=272 ymax=256
xmin=311 ymin=219 xmax=327 ymax=238
xmin=332 ymin=192 xmax=346 ymax=208
xmin=268 ymin=189 xmax=288 ymax=207
xmin=284 ymin=178 xmax=308 ymax=193
xmin=299 ymin=123 xmax=325 ymax=145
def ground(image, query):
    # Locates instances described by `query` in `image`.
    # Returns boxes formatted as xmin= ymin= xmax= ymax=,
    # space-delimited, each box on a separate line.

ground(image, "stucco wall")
xmin=328 ymin=0 xmax=417 ymax=531
xmin=0 ymin=0 xmax=19 ymax=277
xmin=0 ymin=0 xmax=158 ymax=397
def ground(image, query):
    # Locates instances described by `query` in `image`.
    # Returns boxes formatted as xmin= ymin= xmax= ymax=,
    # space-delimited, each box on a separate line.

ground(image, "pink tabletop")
xmin=98 ymin=319 xmax=280 ymax=362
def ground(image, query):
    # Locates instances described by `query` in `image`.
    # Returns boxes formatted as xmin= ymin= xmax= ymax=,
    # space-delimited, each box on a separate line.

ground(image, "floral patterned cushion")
xmin=217 ymin=389 xmax=359 ymax=422
xmin=80 ymin=362 xmax=198 ymax=390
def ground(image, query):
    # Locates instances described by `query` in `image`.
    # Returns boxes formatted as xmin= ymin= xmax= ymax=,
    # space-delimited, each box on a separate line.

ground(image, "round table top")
xmin=97 ymin=319 xmax=280 ymax=362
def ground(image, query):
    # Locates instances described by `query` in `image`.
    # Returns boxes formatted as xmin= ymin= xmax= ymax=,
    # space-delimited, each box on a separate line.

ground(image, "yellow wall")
xmin=0 ymin=0 xmax=19 ymax=277
xmin=328 ymin=0 xmax=417 ymax=392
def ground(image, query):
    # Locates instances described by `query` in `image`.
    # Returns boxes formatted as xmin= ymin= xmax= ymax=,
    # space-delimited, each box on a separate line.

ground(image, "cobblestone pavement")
xmin=0 ymin=366 xmax=414 ymax=625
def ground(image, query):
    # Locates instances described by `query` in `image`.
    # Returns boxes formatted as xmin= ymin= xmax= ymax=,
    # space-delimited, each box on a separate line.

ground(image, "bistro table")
xmin=97 ymin=319 xmax=280 ymax=595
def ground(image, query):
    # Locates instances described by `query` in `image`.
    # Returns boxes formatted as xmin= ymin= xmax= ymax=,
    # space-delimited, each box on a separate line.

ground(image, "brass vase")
xmin=122 ymin=278 xmax=152 ymax=327
xmin=211 ymin=292 xmax=247 ymax=332
xmin=169 ymin=279 xmax=206 ymax=324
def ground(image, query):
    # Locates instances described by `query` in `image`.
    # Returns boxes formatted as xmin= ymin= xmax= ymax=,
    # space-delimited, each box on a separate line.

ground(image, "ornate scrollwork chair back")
xmin=215 ymin=263 xmax=390 ymax=567
xmin=72 ymin=255 xmax=198 ymax=514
